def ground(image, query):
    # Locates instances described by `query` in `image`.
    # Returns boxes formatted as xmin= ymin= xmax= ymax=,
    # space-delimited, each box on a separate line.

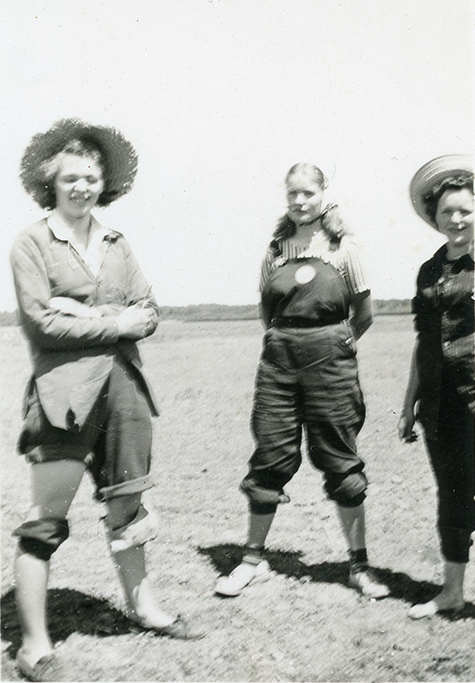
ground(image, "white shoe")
xmin=349 ymin=568 xmax=390 ymax=599
xmin=215 ymin=560 xmax=272 ymax=597
xmin=408 ymin=600 xmax=438 ymax=619
xmin=408 ymin=599 xmax=464 ymax=620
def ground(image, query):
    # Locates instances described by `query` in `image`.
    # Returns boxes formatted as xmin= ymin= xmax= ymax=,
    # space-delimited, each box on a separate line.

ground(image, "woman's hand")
xmin=398 ymin=408 xmax=418 ymax=443
xmin=398 ymin=343 xmax=420 ymax=443
xmin=116 ymin=304 xmax=156 ymax=339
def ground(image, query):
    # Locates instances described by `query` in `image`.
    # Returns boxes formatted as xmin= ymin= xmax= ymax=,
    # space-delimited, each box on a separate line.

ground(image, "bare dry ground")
xmin=1 ymin=316 xmax=474 ymax=682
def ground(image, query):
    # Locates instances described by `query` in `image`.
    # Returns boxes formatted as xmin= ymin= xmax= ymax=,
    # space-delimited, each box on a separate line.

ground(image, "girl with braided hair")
xmin=215 ymin=163 xmax=389 ymax=600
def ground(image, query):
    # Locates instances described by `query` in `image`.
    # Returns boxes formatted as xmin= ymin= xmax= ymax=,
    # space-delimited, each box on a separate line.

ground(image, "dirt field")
xmin=1 ymin=316 xmax=474 ymax=682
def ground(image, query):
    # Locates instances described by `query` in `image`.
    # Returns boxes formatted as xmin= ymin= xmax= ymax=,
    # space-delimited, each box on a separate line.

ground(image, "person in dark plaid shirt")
xmin=399 ymin=155 xmax=474 ymax=619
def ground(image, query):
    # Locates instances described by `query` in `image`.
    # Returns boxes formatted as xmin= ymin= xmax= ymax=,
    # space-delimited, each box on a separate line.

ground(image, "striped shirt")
xmin=260 ymin=231 xmax=370 ymax=296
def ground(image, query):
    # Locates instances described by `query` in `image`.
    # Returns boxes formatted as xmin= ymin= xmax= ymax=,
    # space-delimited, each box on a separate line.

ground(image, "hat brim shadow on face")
xmin=21 ymin=118 xmax=138 ymax=207
xmin=409 ymin=154 xmax=473 ymax=230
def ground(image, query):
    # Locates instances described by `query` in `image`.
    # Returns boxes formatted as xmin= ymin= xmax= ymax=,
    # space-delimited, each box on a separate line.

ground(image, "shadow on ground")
xmin=1 ymin=588 xmax=132 ymax=659
xmin=198 ymin=543 xmax=475 ymax=619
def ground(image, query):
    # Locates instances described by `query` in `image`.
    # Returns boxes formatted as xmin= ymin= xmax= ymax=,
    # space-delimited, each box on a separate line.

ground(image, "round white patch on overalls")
xmin=294 ymin=264 xmax=316 ymax=284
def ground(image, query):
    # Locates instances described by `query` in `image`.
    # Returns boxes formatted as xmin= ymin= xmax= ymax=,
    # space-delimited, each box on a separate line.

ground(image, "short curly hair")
xmin=20 ymin=118 xmax=138 ymax=210
xmin=423 ymin=174 xmax=473 ymax=225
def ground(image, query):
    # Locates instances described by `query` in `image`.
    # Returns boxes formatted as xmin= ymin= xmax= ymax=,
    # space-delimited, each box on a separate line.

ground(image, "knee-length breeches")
xmin=13 ymin=356 xmax=158 ymax=561
xmin=242 ymin=322 xmax=367 ymax=510
xmin=18 ymin=355 xmax=153 ymax=502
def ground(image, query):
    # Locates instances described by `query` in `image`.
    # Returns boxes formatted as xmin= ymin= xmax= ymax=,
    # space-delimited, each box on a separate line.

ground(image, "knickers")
xmin=19 ymin=355 xmax=154 ymax=502
xmin=243 ymin=323 xmax=367 ymax=510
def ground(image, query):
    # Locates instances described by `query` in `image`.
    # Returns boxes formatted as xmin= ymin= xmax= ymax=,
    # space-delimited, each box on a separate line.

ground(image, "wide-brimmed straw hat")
xmin=20 ymin=118 xmax=138 ymax=208
xmin=409 ymin=154 xmax=473 ymax=229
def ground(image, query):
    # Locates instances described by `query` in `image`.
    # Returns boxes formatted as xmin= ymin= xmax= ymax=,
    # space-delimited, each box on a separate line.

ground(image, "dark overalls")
xmin=241 ymin=256 xmax=368 ymax=513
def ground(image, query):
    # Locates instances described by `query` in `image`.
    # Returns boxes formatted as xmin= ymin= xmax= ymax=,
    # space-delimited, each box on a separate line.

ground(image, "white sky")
xmin=0 ymin=0 xmax=473 ymax=309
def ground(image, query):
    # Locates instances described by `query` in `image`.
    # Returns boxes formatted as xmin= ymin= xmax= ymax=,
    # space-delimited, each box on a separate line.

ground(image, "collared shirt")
xmin=10 ymin=214 xmax=159 ymax=432
xmin=48 ymin=210 xmax=110 ymax=276
xmin=412 ymin=244 xmax=474 ymax=434
xmin=260 ymin=232 xmax=370 ymax=295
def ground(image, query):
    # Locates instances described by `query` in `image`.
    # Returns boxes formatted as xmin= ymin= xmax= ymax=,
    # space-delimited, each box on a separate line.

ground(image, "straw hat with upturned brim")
xmin=409 ymin=154 xmax=473 ymax=230
xmin=20 ymin=118 xmax=138 ymax=209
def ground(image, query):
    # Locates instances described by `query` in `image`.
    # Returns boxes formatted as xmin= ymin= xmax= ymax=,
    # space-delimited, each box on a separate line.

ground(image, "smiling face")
xmin=286 ymin=171 xmax=325 ymax=226
xmin=435 ymin=187 xmax=474 ymax=258
xmin=54 ymin=154 xmax=104 ymax=221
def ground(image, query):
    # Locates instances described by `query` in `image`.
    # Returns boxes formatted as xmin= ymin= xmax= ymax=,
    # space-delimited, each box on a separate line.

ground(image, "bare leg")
xmin=14 ymin=460 xmax=85 ymax=667
xmin=247 ymin=510 xmax=276 ymax=550
xmin=336 ymin=502 xmax=389 ymax=598
xmin=214 ymin=509 xmax=276 ymax=596
xmin=336 ymin=502 xmax=366 ymax=550
xmin=409 ymin=561 xmax=466 ymax=618
xmin=14 ymin=550 xmax=51 ymax=664
xmin=106 ymin=494 xmax=174 ymax=628
xmin=436 ymin=561 xmax=466 ymax=609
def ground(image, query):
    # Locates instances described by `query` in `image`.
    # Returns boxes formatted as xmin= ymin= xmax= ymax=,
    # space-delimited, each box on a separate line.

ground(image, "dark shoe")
xmin=129 ymin=614 xmax=206 ymax=640
xmin=349 ymin=568 xmax=390 ymax=599
xmin=16 ymin=651 xmax=63 ymax=682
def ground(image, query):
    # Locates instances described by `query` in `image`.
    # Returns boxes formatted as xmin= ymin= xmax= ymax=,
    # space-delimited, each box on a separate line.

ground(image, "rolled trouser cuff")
xmin=324 ymin=466 xmax=368 ymax=507
xmin=106 ymin=504 xmax=159 ymax=552
xmin=240 ymin=476 xmax=289 ymax=514
xmin=13 ymin=518 xmax=69 ymax=561
xmin=99 ymin=474 xmax=154 ymax=502
xmin=249 ymin=500 xmax=279 ymax=515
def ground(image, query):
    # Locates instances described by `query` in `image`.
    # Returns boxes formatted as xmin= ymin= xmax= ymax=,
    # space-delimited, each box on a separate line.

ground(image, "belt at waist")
xmin=270 ymin=316 xmax=346 ymax=329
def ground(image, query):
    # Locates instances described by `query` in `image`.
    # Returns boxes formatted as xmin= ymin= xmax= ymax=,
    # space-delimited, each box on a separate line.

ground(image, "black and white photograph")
xmin=1 ymin=1 xmax=473 ymax=681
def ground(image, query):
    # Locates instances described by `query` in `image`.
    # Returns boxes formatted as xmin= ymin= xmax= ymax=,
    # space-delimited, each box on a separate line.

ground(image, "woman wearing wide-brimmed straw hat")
xmin=215 ymin=163 xmax=389 ymax=600
xmin=399 ymin=154 xmax=474 ymax=619
xmin=10 ymin=119 xmax=205 ymax=681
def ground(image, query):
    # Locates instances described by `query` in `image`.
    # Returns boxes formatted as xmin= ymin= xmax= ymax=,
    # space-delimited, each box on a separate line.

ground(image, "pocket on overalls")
xmin=334 ymin=324 xmax=357 ymax=360
xmin=261 ymin=327 xmax=290 ymax=370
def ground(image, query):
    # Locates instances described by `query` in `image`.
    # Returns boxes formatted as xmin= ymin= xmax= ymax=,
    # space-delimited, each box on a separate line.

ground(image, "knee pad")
xmin=324 ymin=468 xmax=368 ymax=507
xmin=106 ymin=504 xmax=158 ymax=553
xmin=239 ymin=477 xmax=290 ymax=514
xmin=13 ymin=518 xmax=69 ymax=561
